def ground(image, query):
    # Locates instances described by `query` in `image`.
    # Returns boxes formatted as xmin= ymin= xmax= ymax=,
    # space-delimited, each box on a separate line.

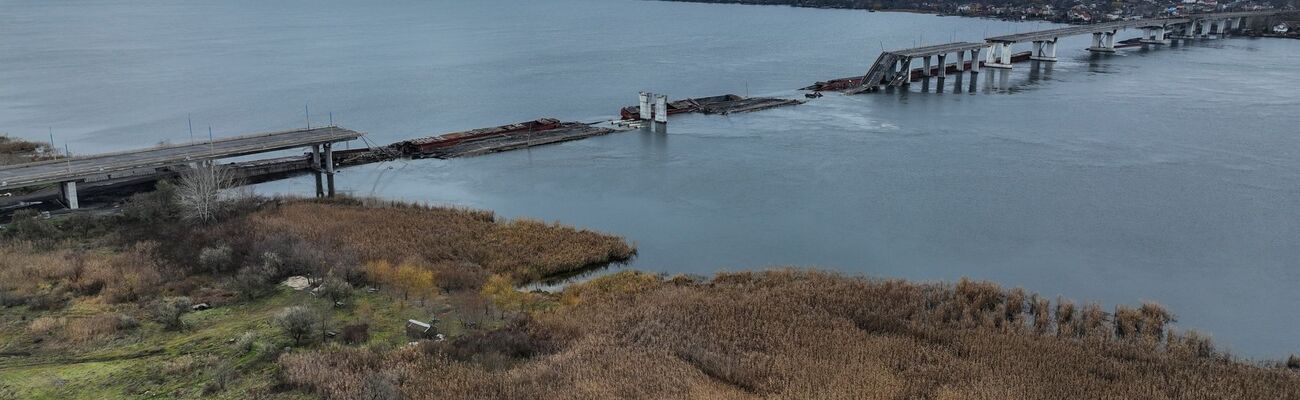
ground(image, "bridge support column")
xmin=323 ymin=143 xmax=335 ymax=198
xmin=955 ymin=50 xmax=965 ymax=72
xmin=60 ymin=181 xmax=79 ymax=210
xmin=1178 ymin=21 xmax=1196 ymax=39
xmin=1215 ymin=19 xmax=1227 ymax=37
xmin=969 ymin=48 xmax=981 ymax=74
xmin=1088 ymin=30 xmax=1117 ymax=53
xmin=1030 ymin=39 xmax=1057 ymax=62
xmin=653 ymin=94 xmax=668 ymax=132
xmin=1140 ymin=26 xmax=1171 ymax=45
xmin=936 ymin=53 xmax=947 ymax=79
xmin=985 ymin=42 xmax=1013 ymax=69
xmin=638 ymin=92 xmax=652 ymax=121
xmin=922 ymin=56 xmax=932 ymax=77
xmin=311 ymin=145 xmax=324 ymax=198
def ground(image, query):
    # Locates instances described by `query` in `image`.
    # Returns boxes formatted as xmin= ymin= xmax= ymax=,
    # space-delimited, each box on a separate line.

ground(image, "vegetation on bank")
xmin=282 ymin=270 xmax=1300 ymax=399
xmin=1 ymin=182 xmax=1298 ymax=399
xmin=0 ymin=135 xmax=57 ymax=166
xmin=0 ymin=184 xmax=634 ymax=399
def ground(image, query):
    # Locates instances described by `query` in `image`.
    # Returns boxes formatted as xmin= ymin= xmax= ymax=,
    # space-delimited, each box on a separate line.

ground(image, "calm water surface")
xmin=3 ymin=0 xmax=1298 ymax=358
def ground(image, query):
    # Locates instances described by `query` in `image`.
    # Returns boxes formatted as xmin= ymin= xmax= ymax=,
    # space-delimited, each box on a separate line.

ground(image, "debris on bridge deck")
xmin=395 ymin=119 xmax=615 ymax=159
xmin=620 ymin=94 xmax=803 ymax=120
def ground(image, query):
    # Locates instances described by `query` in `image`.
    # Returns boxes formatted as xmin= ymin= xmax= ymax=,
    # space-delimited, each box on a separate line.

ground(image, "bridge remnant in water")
xmin=0 ymin=126 xmax=362 ymax=209
xmin=849 ymin=10 xmax=1292 ymax=93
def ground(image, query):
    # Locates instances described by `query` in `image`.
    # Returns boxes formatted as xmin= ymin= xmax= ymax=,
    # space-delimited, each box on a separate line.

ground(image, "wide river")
xmin=3 ymin=0 xmax=1298 ymax=358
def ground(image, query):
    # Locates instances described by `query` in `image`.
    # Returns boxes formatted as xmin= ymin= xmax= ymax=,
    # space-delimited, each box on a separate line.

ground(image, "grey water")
xmin=3 ymin=0 xmax=1298 ymax=358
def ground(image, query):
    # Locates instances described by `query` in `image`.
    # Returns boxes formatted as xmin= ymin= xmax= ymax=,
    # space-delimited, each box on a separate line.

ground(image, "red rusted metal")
xmin=400 ymin=118 xmax=562 ymax=154
xmin=619 ymin=94 xmax=744 ymax=120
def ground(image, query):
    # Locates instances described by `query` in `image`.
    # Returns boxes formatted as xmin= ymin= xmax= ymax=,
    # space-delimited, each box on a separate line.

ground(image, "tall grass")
xmin=245 ymin=199 xmax=635 ymax=283
xmin=283 ymin=269 xmax=1300 ymax=399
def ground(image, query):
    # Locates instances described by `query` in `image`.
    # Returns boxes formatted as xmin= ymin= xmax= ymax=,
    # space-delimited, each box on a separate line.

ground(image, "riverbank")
xmin=2 ymin=191 xmax=1298 ymax=398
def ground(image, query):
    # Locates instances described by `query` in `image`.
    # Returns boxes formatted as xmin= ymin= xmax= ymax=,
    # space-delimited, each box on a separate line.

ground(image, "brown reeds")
xmin=283 ymin=270 xmax=1300 ymax=399
xmin=244 ymin=200 xmax=635 ymax=283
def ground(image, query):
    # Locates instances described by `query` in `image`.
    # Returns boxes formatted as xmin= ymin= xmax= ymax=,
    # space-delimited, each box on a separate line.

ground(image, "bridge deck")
xmin=889 ymin=42 xmax=988 ymax=58
xmin=987 ymin=19 xmax=1187 ymax=43
xmin=0 ymin=126 xmax=362 ymax=189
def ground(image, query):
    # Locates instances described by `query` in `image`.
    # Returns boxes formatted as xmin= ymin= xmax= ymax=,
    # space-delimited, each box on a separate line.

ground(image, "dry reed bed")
xmin=284 ymin=270 xmax=1300 ymax=400
xmin=244 ymin=200 xmax=635 ymax=283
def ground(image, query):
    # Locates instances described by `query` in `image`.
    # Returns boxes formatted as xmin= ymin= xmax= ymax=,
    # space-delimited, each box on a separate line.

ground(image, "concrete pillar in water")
xmin=638 ymin=92 xmax=652 ymax=121
xmin=60 ymin=181 xmax=79 ymax=210
xmin=311 ymin=144 xmax=323 ymax=197
xmin=1030 ymin=39 xmax=1057 ymax=62
xmin=1089 ymin=31 xmax=1116 ymax=53
xmin=936 ymin=53 xmax=947 ymax=79
xmin=923 ymin=56 xmax=932 ymax=77
xmin=956 ymin=50 xmax=965 ymax=72
xmin=986 ymin=42 xmax=1013 ymax=69
xmin=900 ymin=57 xmax=913 ymax=85
xmin=653 ymin=94 xmax=668 ymax=132
xmin=970 ymin=48 xmax=981 ymax=74
xmin=323 ymin=142 xmax=335 ymax=198
xmin=1216 ymin=19 xmax=1227 ymax=36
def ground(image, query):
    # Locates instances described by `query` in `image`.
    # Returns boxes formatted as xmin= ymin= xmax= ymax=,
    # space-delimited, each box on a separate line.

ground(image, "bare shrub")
xmin=341 ymin=324 xmax=370 ymax=345
xmin=1288 ymin=355 xmax=1300 ymax=370
xmin=235 ymin=331 xmax=257 ymax=353
xmin=232 ymin=252 xmax=284 ymax=300
xmin=150 ymin=296 xmax=192 ymax=331
xmin=198 ymin=245 xmax=234 ymax=275
xmin=175 ymin=163 xmax=242 ymax=223
xmin=318 ymin=276 xmax=352 ymax=306
xmin=275 ymin=306 xmax=319 ymax=346
xmin=4 ymin=209 xmax=58 ymax=244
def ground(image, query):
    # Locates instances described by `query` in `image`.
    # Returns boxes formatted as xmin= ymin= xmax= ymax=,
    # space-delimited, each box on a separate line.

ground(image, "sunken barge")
xmin=620 ymin=94 xmax=803 ymax=120
xmin=394 ymin=118 xmax=615 ymax=159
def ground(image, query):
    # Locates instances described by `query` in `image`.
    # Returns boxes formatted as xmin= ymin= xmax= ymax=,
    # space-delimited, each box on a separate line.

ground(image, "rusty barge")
xmin=394 ymin=118 xmax=615 ymax=159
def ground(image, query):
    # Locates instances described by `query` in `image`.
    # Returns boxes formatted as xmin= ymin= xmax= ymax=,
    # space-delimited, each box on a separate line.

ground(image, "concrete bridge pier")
xmin=1215 ymin=19 xmax=1228 ymax=37
xmin=936 ymin=53 xmax=947 ymax=79
xmin=1087 ymin=30 xmax=1117 ymax=53
xmin=985 ymin=43 xmax=1013 ymax=69
xmin=955 ymin=51 xmax=965 ymax=73
xmin=323 ymin=143 xmax=336 ymax=198
xmin=1030 ymin=38 xmax=1058 ymax=62
xmin=60 ymin=181 xmax=80 ymax=209
xmin=969 ymin=48 xmax=981 ymax=74
xmin=653 ymin=94 xmax=668 ymax=133
xmin=638 ymin=92 xmax=652 ymax=121
xmin=311 ymin=144 xmax=324 ymax=197
xmin=922 ymin=56 xmax=932 ymax=77
xmin=1140 ymin=26 xmax=1170 ymax=45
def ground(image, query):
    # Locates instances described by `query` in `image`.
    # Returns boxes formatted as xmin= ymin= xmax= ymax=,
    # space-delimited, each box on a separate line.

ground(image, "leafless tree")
xmin=175 ymin=162 xmax=242 ymax=223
